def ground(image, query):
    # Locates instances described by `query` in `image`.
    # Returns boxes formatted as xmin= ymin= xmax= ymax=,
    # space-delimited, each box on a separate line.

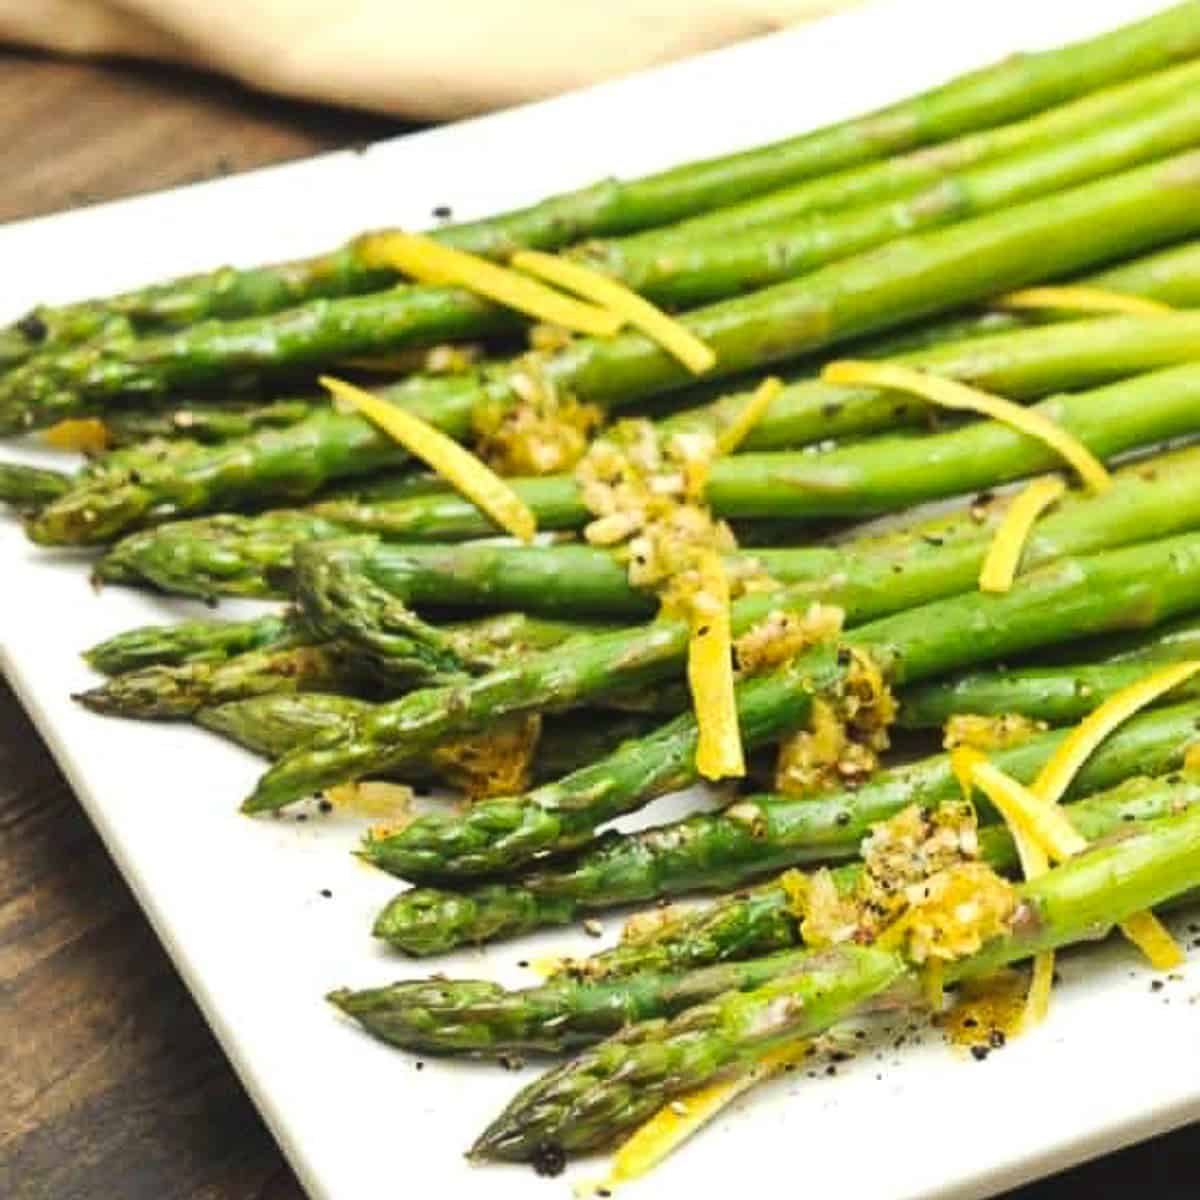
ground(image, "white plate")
xmin=2 ymin=1 xmax=1198 ymax=1196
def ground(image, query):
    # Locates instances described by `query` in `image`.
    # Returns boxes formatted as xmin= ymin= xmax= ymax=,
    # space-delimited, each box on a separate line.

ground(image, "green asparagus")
xmin=471 ymin=801 xmax=1200 ymax=1161
xmin=74 ymin=643 xmax=379 ymax=719
xmin=102 ymin=396 xmax=318 ymax=447
xmin=898 ymin=659 xmax=1200 ymax=729
xmin=293 ymin=361 xmax=1200 ymax=538
xmin=618 ymin=58 xmax=1200 ymax=247
xmin=358 ymin=772 xmax=1200 ymax=1048
xmin=374 ymin=710 xmax=1200 ymax=954
xmin=247 ymin=473 xmax=1200 ymax=815
xmin=84 ymin=611 xmax=304 ymax=674
xmin=28 ymin=150 xmax=1200 ymax=544
xmin=28 ymin=376 xmax=476 ymax=545
xmin=13 ymin=84 xmax=1200 ymax=424
xmin=9 ymin=0 xmax=1197 ymax=369
xmin=0 ymin=461 xmax=71 ymax=511
xmin=359 ymin=533 xmax=1200 ymax=880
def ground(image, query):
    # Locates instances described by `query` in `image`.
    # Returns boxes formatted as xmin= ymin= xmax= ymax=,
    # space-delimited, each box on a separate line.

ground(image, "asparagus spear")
xmin=624 ymin=58 xmax=1200 ymax=246
xmin=28 ymin=150 xmax=1200 ymax=544
xmin=102 ymin=396 xmax=318 ymax=447
xmin=9 ymin=0 xmax=1197 ymax=370
xmin=1085 ymin=235 xmax=1200 ymax=305
xmin=356 ymin=771 xmax=1200 ymax=1049
xmin=843 ymin=234 xmax=1200 ymax=358
xmin=374 ymin=709 xmax=1200 ymax=954
xmin=257 ymin=529 xmax=1200 ymax=827
xmin=575 ymin=87 xmax=1200 ymax=310
xmin=472 ymin=801 xmax=1200 ymax=1161
xmin=28 ymin=376 xmax=476 ymax=545
xmin=84 ymin=611 xmax=304 ymax=674
xmin=13 ymin=86 xmax=1200 ymax=424
xmin=92 ymin=318 xmax=1200 ymax=600
xmin=73 ymin=643 xmax=380 ymax=719
xmin=199 ymin=693 xmax=654 ymax=776
xmin=79 ymin=607 xmax=608 ymax=719
xmin=280 ymin=359 xmax=1200 ymax=539
xmin=898 ymin=659 xmax=1200 ymax=729
xmin=0 ymin=462 xmax=71 ymax=511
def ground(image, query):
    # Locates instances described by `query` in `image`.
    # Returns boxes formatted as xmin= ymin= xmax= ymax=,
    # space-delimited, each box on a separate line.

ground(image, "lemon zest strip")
xmin=687 ymin=550 xmax=745 ymax=781
xmin=511 ymin=249 xmax=717 ymax=374
xmin=996 ymin=286 xmax=1174 ymax=316
xmin=358 ymin=231 xmax=622 ymax=337
xmin=607 ymin=1042 xmax=807 ymax=1185
xmin=821 ymin=361 xmax=1111 ymax=493
xmin=978 ymin=476 xmax=1067 ymax=594
xmin=716 ymin=377 xmax=783 ymax=456
xmin=321 ymin=375 xmax=536 ymax=542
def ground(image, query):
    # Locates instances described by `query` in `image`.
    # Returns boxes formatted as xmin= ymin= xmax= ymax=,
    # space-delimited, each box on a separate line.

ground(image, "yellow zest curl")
xmin=715 ymin=377 xmax=782 ymax=456
xmin=321 ymin=375 xmax=536 ymax=542
xmin=687 ymin=550 xmax=744 ymax=780
xmin=978 ymin=476 xmax=1067 ymax=593
xmin=358 ymin=231 xmax=621 ymax=337
xmin=996 ymin=286 xmax=1174 ymax=316
xmin=821 ymin=361 xmax=1110 ymax=493
xmin=511 ymin=249 xmax=717 ymax=374
xmin=1034 ymin=661 xmax=1200 ymax=805
xmin=607 ymin=1042 xmax=808 ymax=1185
xmin=43 ymin=417 xmax=110 ymax=453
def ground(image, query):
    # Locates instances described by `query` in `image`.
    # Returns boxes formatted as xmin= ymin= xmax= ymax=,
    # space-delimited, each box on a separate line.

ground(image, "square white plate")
xmin=2 ymin=1 xmax=1198 ymax=1196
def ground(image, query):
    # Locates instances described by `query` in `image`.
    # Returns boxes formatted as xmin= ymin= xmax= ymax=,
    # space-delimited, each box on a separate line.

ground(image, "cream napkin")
xmin=0 ymin=0 xmax=857 ymax=119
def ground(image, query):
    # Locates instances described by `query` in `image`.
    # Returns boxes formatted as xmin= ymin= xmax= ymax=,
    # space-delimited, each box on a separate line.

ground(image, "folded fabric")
xmin=0 ymin=0 xmax=856 ymax=120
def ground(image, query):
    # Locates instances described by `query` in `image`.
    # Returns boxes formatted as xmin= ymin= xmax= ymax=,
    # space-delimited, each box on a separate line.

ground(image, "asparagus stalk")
xmin=0 ymin=462 xmax=71 ymax=511
xmin=84 ymin=611 xmax=304 ymax=674
xmin=198 ymin=694 xmax=654 ymax=778
xmin=28 ymin=376 xmax=476 ymax=545
xmin=13 ymin=84 xmax=1200 ymax=424
xmin=102 ymin=396 xmax=318 ymax=447
xmin=295 ymin=446 xmax=1200 ymax=674
xmin=575 ymin=86 xmax=1200 ymax=309
xmin=91 ymin=318 xmax=1200 ymax=599
xmin=842 ymin=235 xmax=1200 ymax=358
xmin=621 ymin=59 xmax=1200 ymax=248
xmin=280 ymin=360 xmax=1200 ymax=540
xmin=78 ymin=609 xmax=607 ymax=719
xmin=472 ymin=801 xmax=1200 ymax=1161
xmin=374 ymin=709 xmax=1200 ymax=954
xmin=1085 ymin=235 xmax=1200 ymax=305
xmin=256 ymin=529 xmax=1200 ymax=832
xmin=898 ymin=659 xmax=1200 ymax=729
xmin=360 ymin=532 xmax=1200 ymax=881
xmin=29 ymin=150 xmax=1200 ymax=544
xmin=358 ymin=772 xmax=1200 ymax=1048
xmin=74 ymin=643 xmax=380 ymax=719
xmin=9 ymin=1 xmax=1198 ymax=368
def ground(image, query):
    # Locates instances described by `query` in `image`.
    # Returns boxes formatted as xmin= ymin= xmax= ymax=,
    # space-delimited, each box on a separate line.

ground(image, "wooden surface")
xmin=1 ymin=45 xmax=1198 ymax=1200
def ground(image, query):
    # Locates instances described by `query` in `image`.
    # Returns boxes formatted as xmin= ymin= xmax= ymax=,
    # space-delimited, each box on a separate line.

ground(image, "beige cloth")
xmin=0 ymin=0 xmax=855 ymax=119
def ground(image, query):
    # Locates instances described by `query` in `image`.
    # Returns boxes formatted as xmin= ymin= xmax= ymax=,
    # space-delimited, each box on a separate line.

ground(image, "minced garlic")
xmin=474 ymin=360 xmax=602 ymax=475
xmin=774 ymin=646 xmax=897 ymax=797
xmin=943 ymin=712 xmax=1048 ymax=752
xmin=734 ymin=605 xmax=845 ymax=676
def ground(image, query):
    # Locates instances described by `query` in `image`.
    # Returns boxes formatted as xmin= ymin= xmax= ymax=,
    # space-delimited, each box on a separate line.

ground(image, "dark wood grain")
xmin=0 ymin=44 xmax=1197 ymax=1200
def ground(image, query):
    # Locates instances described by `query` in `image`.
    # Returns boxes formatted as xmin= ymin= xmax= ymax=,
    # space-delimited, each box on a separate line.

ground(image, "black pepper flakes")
xmin=432 ymin=204 xmax=453 ymax=220
xmin=970 ymin=1045 xmax=990 ymax=1062
xmin=530 ymin=1141 xmax=566 ymax=1178
xmin=16 ymin=313 xmax=48 ymax=342
xmin=319 ymin=888 xmax=333 ymax=899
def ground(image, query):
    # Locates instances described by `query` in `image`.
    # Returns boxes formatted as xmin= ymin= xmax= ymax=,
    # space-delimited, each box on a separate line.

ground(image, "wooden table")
xmin=0 ymin=46 xmax=1196 ymax=1200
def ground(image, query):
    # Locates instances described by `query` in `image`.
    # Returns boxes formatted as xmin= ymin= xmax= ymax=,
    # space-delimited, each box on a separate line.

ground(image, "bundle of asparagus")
xmin=7 ymin=2 xmax=1200 ymax=1178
